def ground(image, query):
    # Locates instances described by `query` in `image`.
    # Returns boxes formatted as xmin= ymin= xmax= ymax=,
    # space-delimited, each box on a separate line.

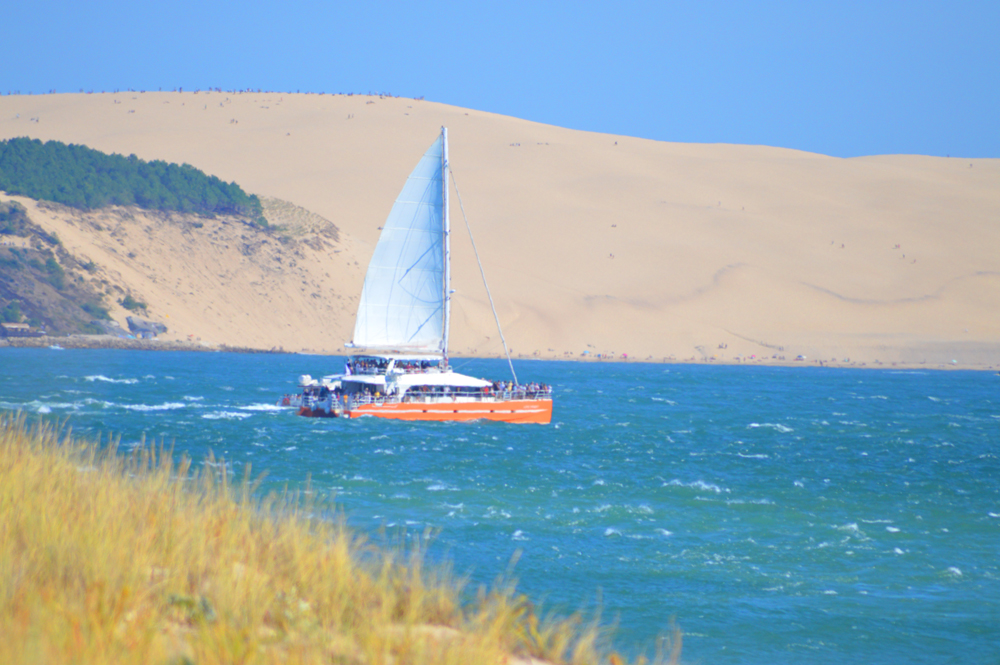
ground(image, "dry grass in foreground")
xmin=0 ymin=414 xmax=680 ymax=665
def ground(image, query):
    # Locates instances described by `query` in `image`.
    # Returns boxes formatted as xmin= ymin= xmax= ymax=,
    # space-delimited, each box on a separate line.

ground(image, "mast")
xmin=441 ymin=126 xmax=451 ymax=359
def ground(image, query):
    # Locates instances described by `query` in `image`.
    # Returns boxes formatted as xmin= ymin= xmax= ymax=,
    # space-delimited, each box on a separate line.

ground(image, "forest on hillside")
xmin=0 ymin=137 xmax=265 ymax=225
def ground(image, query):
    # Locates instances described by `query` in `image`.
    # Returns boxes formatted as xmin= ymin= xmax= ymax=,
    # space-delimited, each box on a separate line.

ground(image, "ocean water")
xmin=2 ymin=348 xmax=998 ymax=664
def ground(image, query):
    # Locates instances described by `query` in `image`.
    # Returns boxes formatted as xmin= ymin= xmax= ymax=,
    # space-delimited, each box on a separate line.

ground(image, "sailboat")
xmin=296 ymin=127 xmax=552 ymax=424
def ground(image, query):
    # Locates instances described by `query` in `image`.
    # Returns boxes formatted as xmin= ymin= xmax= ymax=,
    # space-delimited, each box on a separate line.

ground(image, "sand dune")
xmin=0 ymin=196 xmax=362 ymax=352
xmin=1 ymin=91 xmax=998 ymax=367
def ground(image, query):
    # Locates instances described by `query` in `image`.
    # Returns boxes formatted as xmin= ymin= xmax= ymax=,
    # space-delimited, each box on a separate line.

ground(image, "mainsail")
xmin=351 ymin=129 xmax=450 ymax=353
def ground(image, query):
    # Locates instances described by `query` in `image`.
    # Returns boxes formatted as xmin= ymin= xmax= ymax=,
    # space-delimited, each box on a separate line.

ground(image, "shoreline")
xmin=3 ymin=335 xmax=997 ymax=372
xmin=0 ymin=335 xmax=283 ymax=354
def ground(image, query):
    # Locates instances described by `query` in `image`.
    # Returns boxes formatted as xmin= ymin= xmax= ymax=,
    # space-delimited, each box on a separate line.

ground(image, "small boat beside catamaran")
xmin=292 ymin=127 xmax=552 ymax=424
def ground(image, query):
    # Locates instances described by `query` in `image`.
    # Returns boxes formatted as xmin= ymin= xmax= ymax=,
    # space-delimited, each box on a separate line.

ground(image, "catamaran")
xmin=296 ymin=127 xmax=552 ymax=424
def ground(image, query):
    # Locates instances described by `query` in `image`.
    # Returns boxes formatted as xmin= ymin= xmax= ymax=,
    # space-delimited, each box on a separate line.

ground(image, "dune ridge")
xmin=1 ymin=92 xmax=998 ymax=368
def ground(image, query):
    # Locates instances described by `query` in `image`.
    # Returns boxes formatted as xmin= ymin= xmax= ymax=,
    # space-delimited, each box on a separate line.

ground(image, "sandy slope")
xmin=0 ymin=195 xmax=362 ymax=351
xmin=1 ymin=91 xmax=998 ymax=368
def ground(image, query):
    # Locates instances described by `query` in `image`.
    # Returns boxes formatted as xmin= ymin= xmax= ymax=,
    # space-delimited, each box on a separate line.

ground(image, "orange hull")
xmin=348 ymin=399 xmax=552 ymax=424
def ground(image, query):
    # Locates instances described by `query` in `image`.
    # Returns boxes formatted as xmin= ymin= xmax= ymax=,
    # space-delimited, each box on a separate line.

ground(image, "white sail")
xmin=351 ymin=131 xmax=448 ymax=353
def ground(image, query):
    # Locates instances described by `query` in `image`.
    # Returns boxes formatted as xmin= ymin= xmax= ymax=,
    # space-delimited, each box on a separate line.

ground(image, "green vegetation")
xmin=0 ymin=200 xmax=31 ymax=235
xmin=0 ymin=415 xmax=676 ymax=665
xmin=0 ymin=242 xmax=112 ymax=333
xmin=10 ymin=251 xmax=67 ymax=292
xmin=0 ymin=253 xmax=19 ymax=269
xmin=80 ymin=321 xmax=108 ymax=335
xmin=0 ymin=201 xmax=114 ymax=335
xmin=44 ymin=257 xmax=65 ymax=289
xmin=0 ymin=137 xmax=266 ymax=226
xmin=80 ymin=301 xmax=110 ymax=320
xmin=119 ymin=293 xmax=147 ymax=312
xmin=1 ymin=300 xmax=22 ymax=322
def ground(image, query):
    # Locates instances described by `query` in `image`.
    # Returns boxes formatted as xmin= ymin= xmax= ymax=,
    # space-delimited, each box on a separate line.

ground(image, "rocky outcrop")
xmin=126 ymin=316 xmax=168 ymax=337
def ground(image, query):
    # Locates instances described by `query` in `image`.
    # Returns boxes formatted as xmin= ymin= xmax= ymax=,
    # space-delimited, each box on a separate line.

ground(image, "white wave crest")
xmin=666 ymin=479 xmax=729 ymax=493
xmin=484 ymin=507 xmax=512 ymax=519
xmin=27 ymin=399 xmax=79 ymax=410
xmin=201 ymin=411 xmax=253 ymax=420
xmin=239 ymin=403 xmax=284 ymax=412
xmin=124 ymin=402 xmax=188 ymax=412
xmin=85 ymin=375 xmax=139 ymax=384
xmin=747 ymin=422 xmax=794 ymax=433
xmin=726 ymin=498 xmax=774 ymax=506
xmin=604 ymin=528 xmax=622 ymax=537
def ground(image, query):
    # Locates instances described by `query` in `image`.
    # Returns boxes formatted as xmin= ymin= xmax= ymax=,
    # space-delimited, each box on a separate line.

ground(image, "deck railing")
xmin=302 ymin=386 xmax=552 ymax=413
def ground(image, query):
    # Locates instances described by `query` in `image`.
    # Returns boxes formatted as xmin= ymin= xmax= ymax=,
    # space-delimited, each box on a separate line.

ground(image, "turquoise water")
xmin=2 ymin=348 xmax=998 ymax=664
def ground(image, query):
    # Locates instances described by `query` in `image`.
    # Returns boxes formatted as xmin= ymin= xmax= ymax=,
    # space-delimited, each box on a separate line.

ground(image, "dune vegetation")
xmin=0 ymin=137 xmax=265 ymax=225
xmin=0 ymin=414 xmax=679 ymax=665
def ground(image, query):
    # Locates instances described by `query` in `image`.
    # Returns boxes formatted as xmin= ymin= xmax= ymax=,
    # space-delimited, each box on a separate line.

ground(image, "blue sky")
xmin=3 ymin=1 xmax=997 ymax=158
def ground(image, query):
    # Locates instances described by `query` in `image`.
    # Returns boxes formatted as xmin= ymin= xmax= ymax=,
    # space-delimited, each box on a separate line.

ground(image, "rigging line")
xmin=450 ymin=337 xmax=511 ymax=373
xmin=449 ymin=169 xmax=519 ymax=386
